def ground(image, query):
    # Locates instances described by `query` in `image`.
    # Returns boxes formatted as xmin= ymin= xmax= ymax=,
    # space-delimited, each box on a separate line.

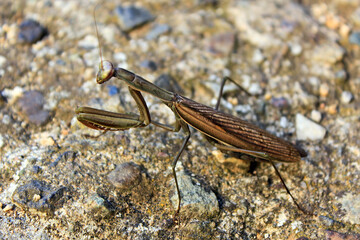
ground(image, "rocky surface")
xmin=1 ymin=0 xmax=360 ymax=239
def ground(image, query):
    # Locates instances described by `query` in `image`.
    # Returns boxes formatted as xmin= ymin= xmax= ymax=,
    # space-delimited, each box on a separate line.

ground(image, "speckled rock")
xmin=12 ymin=180 xmax=68 ymax=215
xmin=85 ymin=193 xmax=115 ymax=219
xmin=170 ymin=170 xmax=219 ymax=219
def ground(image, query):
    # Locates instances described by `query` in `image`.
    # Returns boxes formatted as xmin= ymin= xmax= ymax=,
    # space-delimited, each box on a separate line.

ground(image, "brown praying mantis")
xmin=76 ymin=8 xmax=311 ymax=217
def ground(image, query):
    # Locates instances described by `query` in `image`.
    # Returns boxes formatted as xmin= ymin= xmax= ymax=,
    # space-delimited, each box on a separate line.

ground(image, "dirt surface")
xmin=1 ymin=0 xmax=360 ymax=239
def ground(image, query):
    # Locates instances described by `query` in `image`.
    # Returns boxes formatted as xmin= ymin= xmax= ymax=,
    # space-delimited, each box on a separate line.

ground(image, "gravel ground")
xmin=1 ymin=0 xmax=360 ymax=239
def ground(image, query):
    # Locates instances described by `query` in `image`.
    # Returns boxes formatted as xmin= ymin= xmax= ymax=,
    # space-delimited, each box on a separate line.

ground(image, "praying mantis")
xmin=75 ymin=7 xmax=311 ymax=217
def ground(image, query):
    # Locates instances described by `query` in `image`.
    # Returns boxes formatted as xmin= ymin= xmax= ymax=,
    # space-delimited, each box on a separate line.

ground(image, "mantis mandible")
xmin=76 ymin=7 xmax=310 ymax=217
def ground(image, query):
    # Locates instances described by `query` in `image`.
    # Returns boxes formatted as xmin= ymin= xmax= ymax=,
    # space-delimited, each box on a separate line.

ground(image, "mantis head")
xmin=96 ymin=60 xmax=114 ymax=84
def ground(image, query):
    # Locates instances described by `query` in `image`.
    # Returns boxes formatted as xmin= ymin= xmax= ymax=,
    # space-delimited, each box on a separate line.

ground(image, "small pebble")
xmin=234 ymin=104 xmax=251 ymax=114
xmin=252 ymin=49 xmax=264 ymax=64
xmin=310 ymin=110 xmax=322 ymax=122
xmin=32 ymin=194 xmax=41 ymax=202
xmin=334 ymin=70 xmax=347 ymax=85
xmin=146 ymin=24 xmax=171 ymax=40
xmin=0 ymin=55 xmax=6 ymax=68
xmin=310 ymin=43 xmax=345 ymax=64
xmin=296 ymin=113 xmax=326 ymax=141
xmin=339 ymin=24 xmax=351 ymax=38
xmin=325 ymin=14 xmax=341 ymax=29
xmin=290 ymin=44 xmax=302 ymax=56
xmin=308 ymin=76 xmax=320 ymax=88
xmin=85 ymin=194 xmax=115 ymax=219
xmin=107 ymin=85 xmax=119 ymax=96
xmin=18 ymin=90 xmax=50 ymax=125
xmin=78 ymin=35 xmax=98 ymax=50
xmin=2 ymin=86 xmax=24 ymax=104
xmin=319 ymin=83 xmax=329 ymax=98
xmin=326 ymin=104 xmax=338 ymax=115
xmin=279 ymin=116 xmax=288 ymax=128
xmin=115 ymin=5 xmax=154 ymax=32
xmin=113 ymin=52 xmax=127 ymax=62
xmin=154 ymin=74 xmax=183 ymax=94
xmin=349 ymin=32 xmax=360 ymax=46
xmin=107 ymin=162 xmax=143 ymax=192
xmin=195 ymin=0 xmax=218 ymax=6
xmin=206 ymin=32 xmax=235 ymax=56
xmin=351 ymin=7 xmax=360 ymax=27
xmin=31 ymin=166 xmax=41 ymax=174
xmin=3 ymin=204 xmax=14 ymax=212
xmin=271 ymin=97 xmax=290 ymax=109
xmin=2 ymin=114 xmax=11 ymax=124
xmin=140 ymin=60 xmax=157 ymax=71
xmin=341 ymin=91 xmax=353 ymax=104
xmin=319 ymin=215 xmax=336 ymax=227
xmin=18 ymin=19 xmax=48 ymax=44
xmin=248 ymin=82 xmax=262 ymax=95
xmin=0 ymin=134 xmax=4 ymax=148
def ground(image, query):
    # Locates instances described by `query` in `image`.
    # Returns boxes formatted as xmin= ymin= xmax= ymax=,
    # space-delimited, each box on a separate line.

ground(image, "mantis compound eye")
xmin=96 ymin=60 xmax=114 ymax=84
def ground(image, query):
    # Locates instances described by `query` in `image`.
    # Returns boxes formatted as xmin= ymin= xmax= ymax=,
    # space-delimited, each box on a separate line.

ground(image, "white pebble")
xmin=0 ymin=134 xmax=4 ymax=148
xmin=310 ymin=110 xmax=322 ymax=122
xmin=279 ymin=116 xmax=288 ymax=128
xmin=0 ymin=55 xmax=7 ymax=68
xmin=341 ymin=91 xmax=353 ymax=104
xmin=2 ymin=86 xmax=24 ymax=104
xmin=296 ymin=113 xmax=326 ymax=141
xmin=290 ymin=44 xmax=302 ymax=56
xmin=2 ymin=114 xmax=11 ymax=124
xmin=252 ymin=49 xmax=264 ymax=64
xmin=78 ymin=35 xmax=98 ymax=49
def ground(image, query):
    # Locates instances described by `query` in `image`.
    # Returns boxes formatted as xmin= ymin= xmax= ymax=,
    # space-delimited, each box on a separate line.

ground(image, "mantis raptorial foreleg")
xmin=76 ymin=79 xmax=191 ymax=215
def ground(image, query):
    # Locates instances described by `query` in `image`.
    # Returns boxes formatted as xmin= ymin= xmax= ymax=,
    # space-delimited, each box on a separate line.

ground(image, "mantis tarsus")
xmin=76 ymin=7 xmax=311 ymax=217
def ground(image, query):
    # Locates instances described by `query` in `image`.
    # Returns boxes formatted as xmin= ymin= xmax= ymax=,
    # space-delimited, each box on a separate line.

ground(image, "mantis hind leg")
xmin=215 ymin=76 xmax=251 ymax=110
xmin=208 ymin=140 xmax=312 ymax=215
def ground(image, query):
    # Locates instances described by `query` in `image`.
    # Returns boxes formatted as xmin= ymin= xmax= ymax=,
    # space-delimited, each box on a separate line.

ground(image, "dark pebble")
xmin=146 ymin=24 xmax=171 ymax=40
xmin=154 ymin=74 xmax=183 ymax=94
xmin=18 ymin=90 xmax=50 ymax=125
xmin=115 ymin=5 xmax=155 ymax=32
xmin=270 ymin=97 xmax=290 ymax=109
xmin=31 ymin=165 xmax=41 ymax=174
xmin=140 ymin=60 xmax=157 ymax=71
xmin=349 ymin=32 xmax=360 ymax=46
xmin=12 ymin=180 xmax=68 ymax=214
xmin=107 ymin=85 xmax=119 ymax=96
xmin=195 ymin=0 xmax=218 ymax=6
xmin=107 ymin=162 xmax=143 ymax=192
xmin=18 ymin=19 xmax=48 ymax=44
